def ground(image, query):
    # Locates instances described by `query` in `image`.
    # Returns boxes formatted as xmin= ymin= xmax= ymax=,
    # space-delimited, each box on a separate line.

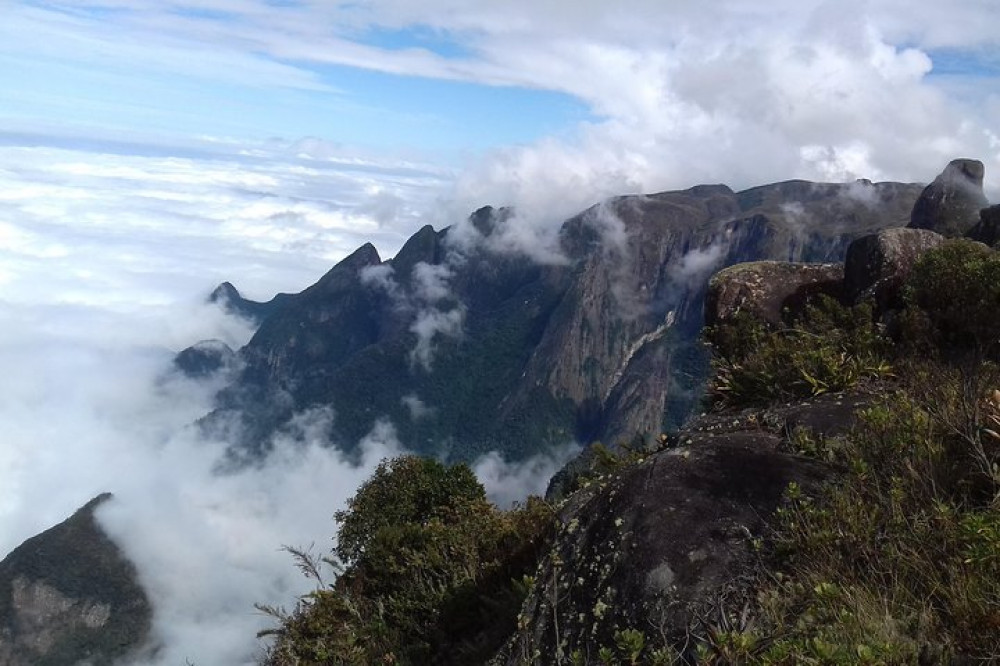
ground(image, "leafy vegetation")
xmin=747 ymin=362 xmax=1000 ymax=664
xmin=259 ymin=239 xmax=1000 ymax=665
xmin=705 ymin=295 xmax=891 ymax=407
xmin=258 ymin=456 xmax=555 ymax=665
xmin=903 ymin=238 xmax=1000 ymax=355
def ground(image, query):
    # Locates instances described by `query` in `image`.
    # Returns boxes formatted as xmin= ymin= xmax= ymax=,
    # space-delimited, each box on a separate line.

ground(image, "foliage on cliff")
xmin=688 ymin=240 xmax=1000 ymax=664
xmin=257 ymin=240 xmax=1000 ymax=665
xmin=258 ymin=456 xmax=554 ymax=665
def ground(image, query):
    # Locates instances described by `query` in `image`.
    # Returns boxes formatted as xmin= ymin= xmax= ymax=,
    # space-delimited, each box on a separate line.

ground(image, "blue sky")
xmin=0 ymin=2 xmax=593 ymax=157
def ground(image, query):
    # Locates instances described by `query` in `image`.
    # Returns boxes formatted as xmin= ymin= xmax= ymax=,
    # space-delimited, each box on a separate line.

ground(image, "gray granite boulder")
xmin=705 ymin=261 xmax=844 ymax=328
xmin=908 ymin=159 xmax=988 ymax=237
xmin=843 ymin=228 xmax=945 ymax=309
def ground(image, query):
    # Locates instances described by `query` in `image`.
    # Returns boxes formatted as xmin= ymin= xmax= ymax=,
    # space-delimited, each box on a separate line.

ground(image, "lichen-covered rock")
xmin=0 ymin=494 xmax=151 ymax=666
xmin=966 ymin=204 xmax=1000 ymax=248
xmin=705 ymin=261 xmax=844 ymax=328
xmin=843 ymin=227 xmax=945 ymax=309
xmin=493 ymin=424 xmax=834 ymax=664
xmin=908 ymin=158 xmax=988 ymax=238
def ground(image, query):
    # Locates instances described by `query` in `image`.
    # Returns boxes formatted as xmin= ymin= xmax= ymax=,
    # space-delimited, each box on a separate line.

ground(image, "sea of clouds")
xmin=0 ymin=135 xmax=576 ymax=664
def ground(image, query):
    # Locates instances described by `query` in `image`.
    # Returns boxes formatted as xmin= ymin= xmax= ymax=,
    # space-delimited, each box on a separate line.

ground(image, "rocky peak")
xmin=908 ymin=158 xmax=989 ymax=237
xmin=0 ymin=494 xmax=151 ymax=666
xmin=209 ymin=280 xmax=293 ymax=325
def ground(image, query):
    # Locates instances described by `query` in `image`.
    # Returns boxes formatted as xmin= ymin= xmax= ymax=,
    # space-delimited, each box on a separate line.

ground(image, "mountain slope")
xmin=204 ymin=179 xmax=923 ymax=461
xmin=0 ymin=494 xmax=151 ymax=666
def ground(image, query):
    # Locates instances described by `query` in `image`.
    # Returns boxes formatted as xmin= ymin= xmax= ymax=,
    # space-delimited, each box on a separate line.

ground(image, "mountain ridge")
xmin=199 ymin=177 xmax=924 ymax=462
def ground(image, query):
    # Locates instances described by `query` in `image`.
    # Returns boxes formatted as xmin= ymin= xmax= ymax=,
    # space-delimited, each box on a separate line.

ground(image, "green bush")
xmin=705 ymin=296 xmax=891 ymax=407
xmin=904 ymin=239 xmax=1000 ymax=354
xmin=748 ymin=361 xmax=1000 ymax=664
xmin=259 ymin=456 xmax=555 ymax=666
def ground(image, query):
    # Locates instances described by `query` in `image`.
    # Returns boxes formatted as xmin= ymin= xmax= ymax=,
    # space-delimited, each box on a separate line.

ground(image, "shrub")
xmin=750 ymin=361 xmax=1000 ymax=664
xmin=904 ymin=239 xmax=1000 ymax=354
xmin=705 ymin=296 xmax=891 ymax=407
xmin=259 ymin=456 xmax=555 ymax=666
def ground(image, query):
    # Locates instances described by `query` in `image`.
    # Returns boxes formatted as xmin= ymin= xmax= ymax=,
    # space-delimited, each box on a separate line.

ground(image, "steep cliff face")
xmin=204 ymin=179 xmax=922 ymax=461
xmin=0 ymin=494 xmax=151 ymax=666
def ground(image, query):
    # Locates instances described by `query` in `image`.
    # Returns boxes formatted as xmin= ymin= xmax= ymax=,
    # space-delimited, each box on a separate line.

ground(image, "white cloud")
xmin=409 ymin=306 xmax=465 ymax=371
xmin=400 ymin=393 xmax=434 ymax=420
xmin=411 ymin=261 xmax=455 ymax=303
xmin=473 ymin=443 xmax=581 ymax=509
xmin=0 ymin=290 xmax=407 ymax=665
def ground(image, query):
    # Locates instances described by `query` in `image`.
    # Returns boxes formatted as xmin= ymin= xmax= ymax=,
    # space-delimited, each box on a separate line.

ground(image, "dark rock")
xmin=209 ymin=281 xmax=293 ymax=325
xmin=389 ymin=224 xmax=444 ymax=280
xmin=496 ymin=390 xmax=880 ymax=663
xmin=173 ymin=339 xmax=237 ymax=378
xmin=0 ymin=494 xmax=151 ymax=666
xmin=493 ymin=434 xmax=831 ymax=664
xmin=908 ymin=158 xmax=988 ymax=237
xmin=966 ymin=205 xmax=1000 ymax=248
xmin=705 ymin=261 xmax=844 ymax=328
xmin=843 ymin=227 xmax=945 ymax=309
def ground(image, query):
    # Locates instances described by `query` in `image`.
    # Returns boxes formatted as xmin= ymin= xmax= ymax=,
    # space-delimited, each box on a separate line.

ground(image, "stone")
xmin=705 ymin=261 xmax=844 ymax=328
xmin=0 ymin=494 xmax=151 ymax=665
xmin=174 ymin=339 xmax=237 ymax=378
xmin=966 ymin=205 xmax=1000 ymax=248
xmin=908 ymin=158 xmax=989 ymax=237
xmin=843 ymin=227 xmax=945 ymax=309
xmin=493 ymin=431 xmax=832 ymax=664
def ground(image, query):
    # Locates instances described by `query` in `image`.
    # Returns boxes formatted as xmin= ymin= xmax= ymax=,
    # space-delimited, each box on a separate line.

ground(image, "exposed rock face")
xmin=207 ymin=179 xmax=922 ymax=461
xmin=843 ymin=228 xmax=945 ymax=309
xmin=209 ymin=281 xmax=294 ymax=324
xmin=967 ymin=204 xmax=1000 ymax=248
xmin=908 ymin=158 xmax=988 ymax=237
xmin=0 ymin=494 xmax=151 ymax=666
xmin=705 ymin=261 xmax=844 ymax=328
xmin=174 ymin=339 xmax=237 ymax=378
xmin=492 ymin=394 xmax=864 ymax=664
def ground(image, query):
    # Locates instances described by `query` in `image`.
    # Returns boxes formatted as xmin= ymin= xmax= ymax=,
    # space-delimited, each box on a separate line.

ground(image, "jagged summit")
xmin=199 ymin=174 xmax=926 ymax=462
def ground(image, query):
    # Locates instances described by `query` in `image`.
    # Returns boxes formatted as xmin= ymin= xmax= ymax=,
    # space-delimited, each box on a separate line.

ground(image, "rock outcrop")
xmin=209 ymin=281 xmax=294 ymax=324
xmin=908 ymin=158 xmax=988 ymax=237
xmin=843 ymin=227 xmax=945 ymax=309
xmin=705 ymin=261 xmax=844 ymax=328
xmin=0 ymin=494 xmax=151 ymax=666
xmin=174 ymin=338 xmax=237 ymax=378
xmin=493 ymin=394 xmax=868 ymax=664
xmin=967 ymin=204 xmax=1000 ymax=248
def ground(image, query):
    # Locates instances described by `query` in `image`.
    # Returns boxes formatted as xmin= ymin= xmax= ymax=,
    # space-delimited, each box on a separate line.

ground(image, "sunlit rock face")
xmin=0 ymin=494 xmax=151 ymax=666
xmin=203 ymin=178 xmax=922 ymax=462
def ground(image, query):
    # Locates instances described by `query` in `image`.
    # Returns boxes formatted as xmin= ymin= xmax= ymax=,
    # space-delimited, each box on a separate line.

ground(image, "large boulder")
xmin=967 ymin=205 xmax=1000 ymax=248
xmin=843 ymin=227 xmax=945 ymax=309
xmin=0 ymin=494 xmax=151 ymax=665
xmin=705 ymin=261 xmax=844 ymax=328
xmin=908 ymin=158 xmax=988 ymax=237
xmin=493 ymin=419 xmax=834 ymax=664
